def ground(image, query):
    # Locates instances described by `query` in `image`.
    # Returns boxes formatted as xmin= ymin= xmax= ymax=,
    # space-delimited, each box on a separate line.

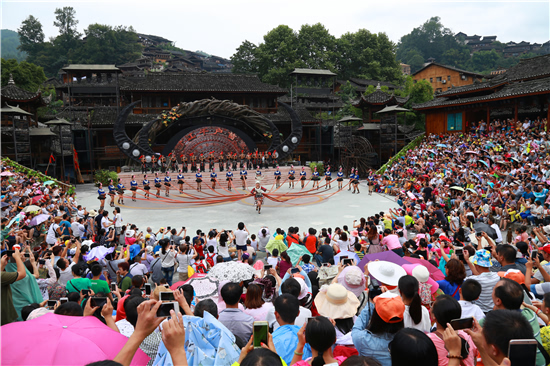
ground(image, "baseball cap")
xmin=542 ymin=244 xmax=550 ymax=254
xmin=497 ymin=269 xmax=525 ymax=285
xmin=373 ymin=292 xmax=405 ymax=324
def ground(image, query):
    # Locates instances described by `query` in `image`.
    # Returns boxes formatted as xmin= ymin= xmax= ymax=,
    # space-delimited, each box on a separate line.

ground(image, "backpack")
xmin=206 ymin=252 xmax=215 ymax=267
xmin=195 ymin=260 xmax=207 ymax=274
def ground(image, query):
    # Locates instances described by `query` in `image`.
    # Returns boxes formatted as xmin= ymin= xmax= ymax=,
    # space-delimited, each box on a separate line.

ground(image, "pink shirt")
xmin=427 ymin=330 xmax=478 ymax=366
xmin=293 ymin=356 xmax=347 ymax=366
xmin=243 ymin=302 xmax=274 ymax=321
xmin=381 ymin=234 xmax=401 ymax=250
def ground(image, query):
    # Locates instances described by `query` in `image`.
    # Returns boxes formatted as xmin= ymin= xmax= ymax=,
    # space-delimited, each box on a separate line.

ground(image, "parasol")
xmin=22 ymin=205 xmax=41 ymax=213
xmin=207 ymin=262 xmax=255 ymax=283
xmin=29 ymin=214 xmax=50 ymax=226
xmin=450 ymin=186 xmax=465 ymax=192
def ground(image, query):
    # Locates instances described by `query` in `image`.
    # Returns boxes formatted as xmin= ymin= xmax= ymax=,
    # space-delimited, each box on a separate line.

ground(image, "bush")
xmin=309 ymin=162 xmax=324 ymax=176
xmin=94 ymin=170 xmax=118 ymax=187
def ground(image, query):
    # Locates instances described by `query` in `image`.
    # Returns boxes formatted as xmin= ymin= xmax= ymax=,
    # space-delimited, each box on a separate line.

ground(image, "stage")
xmin=75 ymin=181 xmax=398 ymax=233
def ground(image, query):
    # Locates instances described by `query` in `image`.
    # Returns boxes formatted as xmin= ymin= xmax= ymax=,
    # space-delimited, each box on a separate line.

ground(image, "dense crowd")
xmin=2 ymin=116 xmax=550 ymax=366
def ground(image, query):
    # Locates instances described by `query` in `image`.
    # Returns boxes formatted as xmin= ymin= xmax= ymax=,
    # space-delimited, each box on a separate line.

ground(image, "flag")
xmin=49 ymin=154 xmax=55 ymax=164
xmin=73 ymin=148 xmax=80 ymax=170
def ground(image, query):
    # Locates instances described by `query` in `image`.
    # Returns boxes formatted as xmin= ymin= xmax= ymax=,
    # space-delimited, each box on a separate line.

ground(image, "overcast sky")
xmin=2 ymin=0 xmax=549 ymax=59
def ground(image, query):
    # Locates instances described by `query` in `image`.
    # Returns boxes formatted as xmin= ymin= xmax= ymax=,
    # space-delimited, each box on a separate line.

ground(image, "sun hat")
xmin=497 ymin=269 xmax=525 ymax=285
xmin=315 ymin=283 xmax=360 ymax=319
xmin=469 ymin=249 xmax=493 ymax=267
xmin=350 ymin=230 xmax=359 ymax=238
xmin=294 ymin=277 xmax=309 ymax=300
xmin=367 ymin=260 xmax=407 ymax=286
xmin=125 ymin=230 xmax=135 ymax=237
xmin=373 ymin=292 xmax=406 ymax=323
xmin=337 ymin=266 xmax=367 ymax=297
xmin=146 ymin=246 xmax=153 ymax=254
xmin=88 ymin=210 xmax=98 ymax=217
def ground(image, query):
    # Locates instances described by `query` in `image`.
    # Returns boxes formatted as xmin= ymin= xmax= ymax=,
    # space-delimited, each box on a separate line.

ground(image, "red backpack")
xmin=196 ymin=260 xmax=207 ymax=274
xmin=206 ymin=252 xmax=215 ymax=267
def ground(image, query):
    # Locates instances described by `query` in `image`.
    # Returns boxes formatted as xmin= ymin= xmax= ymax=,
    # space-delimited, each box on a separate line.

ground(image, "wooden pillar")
xmin=514 ymin=100 xmax=518 ymax=121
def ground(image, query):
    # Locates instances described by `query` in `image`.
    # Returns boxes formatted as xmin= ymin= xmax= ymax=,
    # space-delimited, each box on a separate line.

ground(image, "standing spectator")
xmin=235 ymin=222 xmax=249 ymax=261
xmin=1 ymin=248 xmax=27 ymax=325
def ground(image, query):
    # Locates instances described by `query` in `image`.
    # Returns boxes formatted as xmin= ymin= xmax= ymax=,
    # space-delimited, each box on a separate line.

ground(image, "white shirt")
xmin=46 ymin=224 xmax=60 ymax=245
xmin=490 ymin=223 xmax=503 ymax=243
xmin=266 ymin=305 xmax=312 ymax=331
xmin=235 ymin=229 xmax=248 ymax=246
xmin=77 ymin=210 xmax=86 ymax=219
xmin=71 ymin=222 xmax=81 ymax=238
xmin=129 ymin=262 xmax=148 ymax=276
xmin=403 ymin=305 xmax=432 ymax=333
xmin=114 ymin=214 xmax=123 ymax=228
xmin=58 ymin=262 xmax=76 ymax=286
xmin=459 ymin=300 xmax=486 ymax=321
xmin=101 ymin=216 xmax=110 ymax=229
xmin=267 ymin=256 xmax=279 ymax=268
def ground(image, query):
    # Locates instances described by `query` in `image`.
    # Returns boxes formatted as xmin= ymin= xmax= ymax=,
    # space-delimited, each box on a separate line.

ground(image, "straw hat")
xmin=88 ymin=210 xmax=98 ymax=218
xmin=314 ymin=283 xmax=360 ymax=319
xmin=368 ymin=260 xmax=407 ymax=286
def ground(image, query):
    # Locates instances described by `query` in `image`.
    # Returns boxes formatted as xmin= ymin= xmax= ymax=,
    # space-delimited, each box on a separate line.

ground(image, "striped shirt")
xmin=466 ymin=272 xmax=500 ymax=313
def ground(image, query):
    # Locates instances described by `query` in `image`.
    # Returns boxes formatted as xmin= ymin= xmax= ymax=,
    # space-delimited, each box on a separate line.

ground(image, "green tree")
xmin=256 ymin=25 xmax=300 ymax=87
xmin=75 ymin=24 xmax=141 ymax=65
xmin=1 ymin=58 xmax=46 ymax=91
xmin=17 ymin=16 xmax=45 ymax=58
xmin=296 ymin=23 xmax=336 ymax=70
xmin=407 ymin=79 xmax=433 ymax=106
xmin=337 ymin=81 xmax=361 ymax=117
xmin=467 ymin=50 xmax=500 ymax=73
xmin=231 ymin=40 xmax=259 ymax=74
xmin=53 ymin=6 xmax=80 ymax=56
xmin=1 ymin=29 xmax=27 ymax=61
xmin=441 ymin=48 xmax=470 ymax=68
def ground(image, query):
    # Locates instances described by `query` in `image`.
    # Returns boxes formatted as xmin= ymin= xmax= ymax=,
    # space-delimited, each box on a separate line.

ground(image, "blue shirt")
xmin=226 ymin=172 xmax=233 ymax=177
xmin=289 ymin=170 xmax=295 ymax=176
xmin=436 ymin=279 xmax=461 ymax=300
xmin=164 ymin=176 xmax=171 ymax=183
xmin=300 ymin=171 xmax=306 ymax=177
xmin=240 ymin=170 xmax=247 ymax=176
xmin=272 ymin=324 xmax=300 ymax=366
xmin=352 ymin=302 xmax=394 ymax=366
xmin=60 ymin=220 xmax=71 ymax=236
xmin=177 ymin=174 xmax=184 ymax=180
xmin=117 ymin=183 xmax=124 ymax=190
xmin=196 ymin=173 xmax=202 ymax=178
xmin=108 ymin=184 xmax=115 ymax=192
xmin=98 ymin=188 xmax=106 ymax=196
xmin=210 ymin=172 xmax=217 ymax=178
xmin=325 ymin=171 xmax=331 ymax=177
xmin=154 ymin=178 xmax=161 ymax=184
xmin=130 ymin=180 xmax=138 ymax=187
xmin=313 ymin=172 xmax=319 ymax=177
xmin=274 ymin=171 xmax=281 ymax=176
xmin=142 ymin=179 xmax=149 ymax=186
xmin=256 ymin=170 xmax=262 ymax=175
xmin=337 ymin=171 xmax=344 ymax=178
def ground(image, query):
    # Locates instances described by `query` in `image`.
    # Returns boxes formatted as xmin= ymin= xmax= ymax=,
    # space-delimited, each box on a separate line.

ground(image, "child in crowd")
xmin=267 ymin=248 xmax=280 ymax=268
xmin=301 ymin=254 xmax=315 ymax=274
xmin=458 ymin=279 xmax=485 ymax=320
xmin=354 ymin=243 xmax=366 ymax=261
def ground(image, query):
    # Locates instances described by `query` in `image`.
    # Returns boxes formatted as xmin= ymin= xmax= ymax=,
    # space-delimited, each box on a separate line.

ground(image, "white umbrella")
xmin=207 ymin=261 xmax=255 ymax=283
xmin=22 ymin=205 xmax=41 ymax=213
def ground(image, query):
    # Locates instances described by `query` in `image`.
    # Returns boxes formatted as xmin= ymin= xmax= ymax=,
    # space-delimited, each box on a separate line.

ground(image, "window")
xmin=436 ymin=77 xmax=442 ymax=82
xmin=448 ymin=76 xmax=451 ymax=81
xmin=447 ymin=112 xmax=463 ymax=131
xmin=436 ymin=88 xmax=443 ymax=92
xmin=430 ymin=78 xmax=433 ymax=82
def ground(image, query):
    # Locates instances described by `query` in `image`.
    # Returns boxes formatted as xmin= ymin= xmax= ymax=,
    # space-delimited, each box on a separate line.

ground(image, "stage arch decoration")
xmin=173 ymin=126 xmax=250 ymax=157
xmin=113 ymin=98 xmax=302 ymax=164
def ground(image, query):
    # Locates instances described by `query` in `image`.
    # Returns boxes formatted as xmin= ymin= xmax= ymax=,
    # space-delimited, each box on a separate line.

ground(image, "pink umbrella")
xmin=464 ymin=151 xmax=479 ymax=155
xmin=1 ymin=313 xmax=149 ymax=365
xmin=31 ymin=195 xmax=44 ymax=204
xmin=404 ymin=256 xmax=445 ymax=281
xmin=0 ymin=171 xmax=15 ymax=176
xmin=29 ymin=214 xmax=50 ymax=226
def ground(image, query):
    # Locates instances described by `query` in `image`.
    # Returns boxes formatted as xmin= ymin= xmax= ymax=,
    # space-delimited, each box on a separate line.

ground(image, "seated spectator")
xmin=1 ymin=248 xmax=27 ymax=325
xmin=491 ymin=244 xmax=526 ymax=275
xmin=266 ymin=277 xmax=312 ymax=331
xmin=272 ymin=293 xmax=300 ymax=365
xmin=315 ymin=283 xmax=359 ymax=346
xmin=458 ymin=279 xmax=485 ymax=320
xmin=436 ymin=259 xmax=465 ymax=301
xmin=398 ymin=275 xmax=431 ymax=333
xmin=243 ymin=283 xmax=274 ymax=321
xmin=218 ymin=282 xmax=254 ymax=343
xmin=464 ymin=249 xmax=500 ymax=313
xmin=390 ymin=328 xmax=438 ymax=366
xmin=194 ymin=299 xmax=218 ymax=318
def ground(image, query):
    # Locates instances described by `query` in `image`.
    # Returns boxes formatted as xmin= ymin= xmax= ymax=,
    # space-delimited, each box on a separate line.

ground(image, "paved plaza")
xmin=76 ymin=182 xmax=398 ymax=234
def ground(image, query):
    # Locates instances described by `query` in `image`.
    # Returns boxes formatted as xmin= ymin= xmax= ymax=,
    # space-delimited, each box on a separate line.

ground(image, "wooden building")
xmin=412 ymin=62 xmax=484 ymax=94
xmin=352 ymin=88 xmax=409 ymax=123
xmin=413 ymin=54 xmax=550 ymax=135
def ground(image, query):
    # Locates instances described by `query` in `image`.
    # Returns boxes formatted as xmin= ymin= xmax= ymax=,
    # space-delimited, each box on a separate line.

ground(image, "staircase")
xmin=116 ymin=166 xmax=314 ymax=191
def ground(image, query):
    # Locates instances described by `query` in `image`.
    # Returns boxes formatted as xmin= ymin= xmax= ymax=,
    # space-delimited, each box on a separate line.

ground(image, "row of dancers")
xmin=96 ymin=166 xmax=363 ymax=210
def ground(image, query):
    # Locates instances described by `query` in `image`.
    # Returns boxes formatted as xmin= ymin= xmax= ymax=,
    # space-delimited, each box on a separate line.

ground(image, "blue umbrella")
xmin=436 ymin=144 xmax=447 ymax=147
xmin=478 ymin=160 xmax=490 ymax=168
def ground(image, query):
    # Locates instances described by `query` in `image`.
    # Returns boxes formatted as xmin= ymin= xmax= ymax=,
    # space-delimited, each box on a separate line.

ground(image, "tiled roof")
xmin=120 ymin=73 xmax=287 ymax=94
xmin=413 ymin=76 xmax=550 ymax=109
xmin=437 ymin=79 xmax=507 ymax=97
xmin=1 ymin=84 xmax=41 ymax=102
xmin=268 ymin=105 xmax=319 ymax=123
xmin=412 ymin=62 xmax=485 ymax=78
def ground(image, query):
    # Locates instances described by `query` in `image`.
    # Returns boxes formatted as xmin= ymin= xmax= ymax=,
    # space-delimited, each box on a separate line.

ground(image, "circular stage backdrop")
xmin=172 ymin=126 xmax=250 ymax=157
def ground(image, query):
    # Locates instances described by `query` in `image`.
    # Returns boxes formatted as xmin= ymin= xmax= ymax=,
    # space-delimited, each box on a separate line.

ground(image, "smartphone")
xmin=291 ymin=268 xmax=300 ymax=274
xmin=369 ymin=286 xmax=383 ymax=300
xmin=91 ymin=297 xmax=108 ymax=308
xmin=450 ymin=317 xmax=474 ymax=330
xmin=159 ymin=291 xmax=175 ymax=301
xmin=81 ymin=289 xmax=91 ymax=297
xmin=59 ymin=297 xmax=68 ymax=304
xmin=47 ymin=300 xmax=57 ymax=308
xmin=264 ymin=264 xmax=272 ymax=270
xmin=156 ymin=301 xmax=179 ymax=318
xmin=38 ymin=259 xmax=46 ymax=265
xmin=455 ymin=248 xmax=463 ymax=255
xmin=321 ymin=263 xmax=329 ymax=267
xmin=343 ymin=258 xmax=353 ymax=266
xmin=253 ymin=321 xmax=269 ymax=348
xmin=24 ymin=253 xmax=30 ymax=258
xmin=144 ymin=283 xmax=151 ymax=296
xmin=339 ymin=256 xmax=348 ymax=261
xmin=532 ymin=250 xmax=538 ymax=260
xmin=110 ymin=282 xmax=117 ymax=291
xmin=508 ymin=339 xmax=537 ymax=366
xmin=4 ymin=250 xmax=14 ymax=257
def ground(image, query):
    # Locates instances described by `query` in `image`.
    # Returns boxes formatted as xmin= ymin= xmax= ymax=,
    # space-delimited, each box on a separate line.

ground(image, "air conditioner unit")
xmin=442 ymin=79 xmax=447 ymax=84
xmin=461 ymin=75 xmax=467 ymax=80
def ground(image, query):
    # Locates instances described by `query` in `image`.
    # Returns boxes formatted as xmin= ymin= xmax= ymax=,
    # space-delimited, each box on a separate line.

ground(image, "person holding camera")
xmin=1 ymin=247 xmax=27 ymax=325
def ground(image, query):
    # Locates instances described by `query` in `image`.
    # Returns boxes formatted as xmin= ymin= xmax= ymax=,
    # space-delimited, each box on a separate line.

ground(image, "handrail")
xmin=1 ymin=157 xmax=75 ymax=192
xmin=376 ymin=133 xmax=425 ymax=174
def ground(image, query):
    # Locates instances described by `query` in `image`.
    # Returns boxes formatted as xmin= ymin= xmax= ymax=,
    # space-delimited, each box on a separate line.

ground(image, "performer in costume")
xmin=108 ymin=179 xmax=116 ymax=207
xmin=130 ymin=175 xmax=138 ymax=202
xmin=140 ymin=156 xmax=147 ymax=174
xmin=348 ymin=168 xmax=355 ymax=191
xmin=311 ymin=167 xmax=320 ymax=189
xmin=226 ymin=170 xmax=233 ymax=191
xmin=255 ymin=166 xmax=262 ymax=180
xmin=324 ymin=166 xmax=332 ymax=189
xmin=240 ymin=151 xmax=246 ymax=169
xmin=181 ymin=155 xmax=188 ymax=173
xmin=199 ymin=154 xmax=205 ymax=172
xmin=219 ymin=151 xmax=224 ymax=172
xmin=274 ymin=166 xmax=282 ymax=188
xmin=164 ymin=171 xmax=172 ymax=197
xmin=240 ymin=168 xmax=248 ymax=190
xmin=97 ymin=183 xmax=106 ymax=211
xmin=190 ymin=154 xmax=196 ymax=173
xmin=159 ymin=155 xmax=166 ymax=173
xmin=209 ymin=152 xmax=214 ymax=172
xmin=143 ymin=175 xmax=150 ymax=200
xmin=300 ymin=166 xmax=307 ymax=188
xmin=154 ymin=172 xmax=162 ymax=198
xmin=196 ymin=170 xmax=203 ymax=191
xmin=246 ymin=152 xmax=252 ymax=170
xmin=337 ymin=167 xmax=344 ymax=190
xmin=352 ymin=169 xmax=360 ymax=194
xmin=177 ymin=170 xmax=185 ymax=194
xmin=288 ymin=165 xmax=296 ymax=188
xmin=170 ymin=153 xmax=178 ymax=173
xmin=151 ymin=155 xmax=157 ymax=173
xmin=251 ymin=181 xmax=267 ymax=214
xmin=232 ymin=153 xmax=238 ymax=171
xmin=117 ymin=178 xmax=125 ymax=205
xmin=368 ymin=170 xmax=375 ymax=195
xmin=210 ymin=169 xmax=218 ymax=190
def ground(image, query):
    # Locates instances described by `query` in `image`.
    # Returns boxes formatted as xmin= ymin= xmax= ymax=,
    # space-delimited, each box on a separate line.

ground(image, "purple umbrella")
xmin=357 ymin=250 xmax=410 ymax=270
xmin=1 ymin=202 xmax=9 ymax=208
xmin=29 ymin=214 xmax=50 ymax=226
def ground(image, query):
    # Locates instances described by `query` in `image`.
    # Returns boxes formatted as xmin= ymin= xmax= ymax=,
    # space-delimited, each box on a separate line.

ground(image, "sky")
xmin=2 ymin=0 xmax=549 ymax=59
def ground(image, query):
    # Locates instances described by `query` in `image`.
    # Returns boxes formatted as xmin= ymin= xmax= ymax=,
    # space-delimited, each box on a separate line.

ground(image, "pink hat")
xmin=402 ymin=264 xmax=439 ymax=294
xmin=337 ymin=266 xmax=367 ymax=297
xmin=350 ymin=230 xmax=359 ymax=238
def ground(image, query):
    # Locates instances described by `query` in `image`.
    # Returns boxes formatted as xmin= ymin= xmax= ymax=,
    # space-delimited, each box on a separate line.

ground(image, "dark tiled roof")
xmin=1 ymin=84 xmax=41 ymax=102
xmin=120 ymin=73 xmax=287 ymax=94
xmin=437 ymin=79 xmax=507 ymax=97
xmin=413 ymin=76 xmax=550 ymax=109
xmin=355 ymin=91 xmax=394 ymax=105
xmin=412 ymin=62 xmax=485 ymax=78
xmin=268 ymin=105 xmax=319 ymax=123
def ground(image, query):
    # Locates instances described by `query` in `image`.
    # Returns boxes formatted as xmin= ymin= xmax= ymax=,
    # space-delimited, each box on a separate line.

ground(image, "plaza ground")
xmin=75 ymin=182 xmax=398 ymax=235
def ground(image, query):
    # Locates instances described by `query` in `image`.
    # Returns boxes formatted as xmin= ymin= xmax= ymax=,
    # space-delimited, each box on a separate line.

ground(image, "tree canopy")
xmin=1 ymin=29 xmax=27 ymax=62
xmin=231 ymin=23 xmax=403 ymax=87
xmin=14 ymin=7 xmax=142 ymax=76
xmin=1 ymin=58 xmax=46 ymax=92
